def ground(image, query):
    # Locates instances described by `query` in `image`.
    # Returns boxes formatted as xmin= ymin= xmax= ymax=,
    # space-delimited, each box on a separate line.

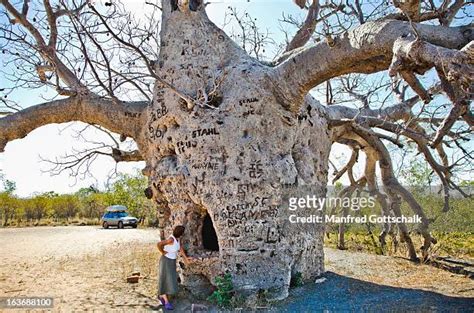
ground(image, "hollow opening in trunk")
xmin=201 ymin=213 xmax=219 ymax=251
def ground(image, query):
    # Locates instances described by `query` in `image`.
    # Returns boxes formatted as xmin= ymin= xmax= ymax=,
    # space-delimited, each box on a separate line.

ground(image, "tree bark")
xmin=0 ymin=96 xmax=147 ymax=152
xmin=272 ymin=20 xmax=472 ymax=111
xmin=137 ymin=5 xmax=331 ymax=299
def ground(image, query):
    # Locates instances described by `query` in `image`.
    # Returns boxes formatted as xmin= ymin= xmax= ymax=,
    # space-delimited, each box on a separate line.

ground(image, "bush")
xmin=207 ymin=273 xmax=235 ymax=308
xmin=0 ymin=171 xmax=159 ymax=227
xmin=290 ymin=272 xmax=303 ymax=288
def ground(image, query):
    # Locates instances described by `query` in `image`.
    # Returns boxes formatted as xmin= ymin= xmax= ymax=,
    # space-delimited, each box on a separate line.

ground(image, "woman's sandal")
xmin=164 ymin=302 xmax=174 ymax=310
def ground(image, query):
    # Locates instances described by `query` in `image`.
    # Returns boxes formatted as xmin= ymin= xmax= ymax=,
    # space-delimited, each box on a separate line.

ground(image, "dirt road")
xmin=0 ymin=226 xmax=163 ymax=311
xmin=0 ymin=226 xmax=472 ymax=312
xmin=0 ymin=226 xmax=160 ymax=261
xmin=275 ymin=248 xmax=474 ymax=312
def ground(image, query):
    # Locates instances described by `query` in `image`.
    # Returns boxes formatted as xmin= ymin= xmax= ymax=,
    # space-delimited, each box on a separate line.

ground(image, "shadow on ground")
xmin=272 ymin=272 xmax=474 ymax=312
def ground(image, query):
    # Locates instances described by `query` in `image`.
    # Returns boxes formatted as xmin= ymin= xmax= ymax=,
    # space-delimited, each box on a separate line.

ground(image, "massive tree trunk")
xmin=142 ymin=1 xmax=330 ymax=299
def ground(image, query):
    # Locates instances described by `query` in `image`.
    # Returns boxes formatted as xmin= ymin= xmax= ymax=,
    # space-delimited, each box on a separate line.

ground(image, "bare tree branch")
xmin=285 ymin=0 xmax=321 ymax=52
xmin=111 ymin=148 xmax=143 ymax=162
xmin=1 ymin=0 xmax=87 ymax=91
xmin=0 ymin=96 xmax=147 ymax=152
xmin=271 ymin=20 xmax=472 ymax=111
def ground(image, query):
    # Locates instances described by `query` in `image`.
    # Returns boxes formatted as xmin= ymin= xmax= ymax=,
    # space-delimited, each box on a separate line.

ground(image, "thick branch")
xmin=272 ymin=19 xmax=472 ymax=111
xmin=111 ymin=148 xmax=144 ymax=162
xmin=0 ymin=96 xmax=147 ymax=152
xmin=335 ymin=131 xmax=418 ymax=259
xmin=1 ymin=0 xmax=86 ymax=90
xmin=327 ymin=94 xmax=420 ymax=122
xmin=332 ymin=147 xmax=359 ymax=183
xmin=354 ymin=116 xmax=452 ymax=210
xmin=285 ymin=0 xmax=320 ymax=52
xmin=393 ymin=0 xmax=421 ymax=21
xmin=389 ymin=37 xmax=473 ymax=146
xmin=390 ymin=38 xmax=473 ymax=94
xmin=349 ymin=124 xmax=436 ymax=259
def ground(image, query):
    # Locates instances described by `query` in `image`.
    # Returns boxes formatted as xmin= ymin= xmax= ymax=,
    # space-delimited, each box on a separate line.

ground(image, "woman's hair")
xmin=173 ymin=225 xmax=185 ymax=238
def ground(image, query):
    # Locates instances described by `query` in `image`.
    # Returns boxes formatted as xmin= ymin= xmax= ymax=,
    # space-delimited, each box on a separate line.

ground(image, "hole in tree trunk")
xmin=201 ymin=213 xmax=219 ymax=251
xmin=207 ymin=93 xmax=223 ymax=108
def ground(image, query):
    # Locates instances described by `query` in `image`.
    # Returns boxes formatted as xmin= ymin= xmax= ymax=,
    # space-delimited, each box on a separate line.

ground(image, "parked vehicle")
xmin=101 ymin=205 xmax=138 ymax=229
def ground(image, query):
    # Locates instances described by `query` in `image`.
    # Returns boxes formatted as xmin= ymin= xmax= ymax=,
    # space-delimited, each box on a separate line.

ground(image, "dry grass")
xmin=3 ymin=218 xmax=101 ymax=227
xmin=325 ymin=231 xmax=474 ymax=259
xmin=325 ymin=247 xmax=474 ymax=297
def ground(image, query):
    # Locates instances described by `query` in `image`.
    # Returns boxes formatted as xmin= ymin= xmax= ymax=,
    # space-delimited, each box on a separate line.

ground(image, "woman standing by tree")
xmin=157 ymin=225 xmax=193 ymax=310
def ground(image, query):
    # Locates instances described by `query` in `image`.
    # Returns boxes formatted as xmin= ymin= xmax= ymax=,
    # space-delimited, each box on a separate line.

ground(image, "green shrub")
xmin=0 ymin=170 xmax=158 ymax=227
xmin=290 ymin=272 xmax=303 ymax=288
xmin=207 ymin=273 xmax=235 ymax=308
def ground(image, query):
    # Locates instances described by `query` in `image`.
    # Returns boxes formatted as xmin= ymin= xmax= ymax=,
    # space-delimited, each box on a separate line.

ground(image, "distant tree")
xmin=402 ymin=159 xmax=433 ymax=190
xmin=0 ymin=174 xmax=17 ymax=226
xmin=105 ymin=172 xmax=154 ymax=223
xmin=459 ymin=180 xmax=474 ymax=187
xmin=0 ymin=171 xmax=16 ymax=194
xmin=0 ymin=191 xmax=17 ymax=226
xmin=49 ymin=194 xmax=79 ymax=220
xmin=76 ymin=186 xmax=105 ymax=220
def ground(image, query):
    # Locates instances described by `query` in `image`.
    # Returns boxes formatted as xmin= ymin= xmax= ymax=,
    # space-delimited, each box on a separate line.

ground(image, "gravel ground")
xmin=274 ymin=248 xmax=474 ymax=312
xmin=274 ymin=272 xmax=473 ymax=312
xmin=0 ymin=226 xmax=472 ymax=312
xmin=0 ymin=225 xmax=161 ymax=260
xmin=0 ymin=226 xmax=164 ymax=311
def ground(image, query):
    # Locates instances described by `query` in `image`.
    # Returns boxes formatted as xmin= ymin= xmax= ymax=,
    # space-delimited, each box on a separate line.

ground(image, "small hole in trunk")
xmin=201 ymin=213 xmax=219 ymax=251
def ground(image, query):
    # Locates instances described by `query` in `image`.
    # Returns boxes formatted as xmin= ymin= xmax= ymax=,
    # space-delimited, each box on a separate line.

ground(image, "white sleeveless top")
xmin=163 ymin=235 xmax=180 ymax=259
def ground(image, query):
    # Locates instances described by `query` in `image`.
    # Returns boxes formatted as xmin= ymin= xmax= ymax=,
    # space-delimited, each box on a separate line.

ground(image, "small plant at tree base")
xmin=207 ymin=273 xmax=235 ymax=308
xmin=290 ymin=272 xmax=304 ymax=288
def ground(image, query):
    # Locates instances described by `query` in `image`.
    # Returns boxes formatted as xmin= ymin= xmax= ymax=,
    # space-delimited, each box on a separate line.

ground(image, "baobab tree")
xmin=0 ymin=0 xmax=472 ymax=300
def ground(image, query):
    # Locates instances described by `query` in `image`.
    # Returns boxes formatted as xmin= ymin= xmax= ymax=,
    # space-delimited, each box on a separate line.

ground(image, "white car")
xmin=101 ymin=205 xmax=138 ymax=229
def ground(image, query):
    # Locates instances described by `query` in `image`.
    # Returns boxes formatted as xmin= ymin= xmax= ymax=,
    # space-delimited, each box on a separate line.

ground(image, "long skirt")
xmin=157 ymin=255 xmax=178 ymax=295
